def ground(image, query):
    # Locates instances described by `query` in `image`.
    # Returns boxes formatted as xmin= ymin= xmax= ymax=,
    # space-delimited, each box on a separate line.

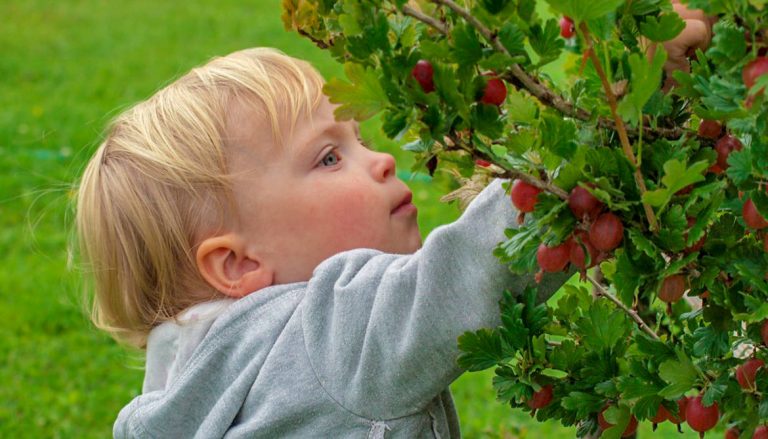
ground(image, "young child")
xmin=76 ymin=47 xmax=569 ymax=438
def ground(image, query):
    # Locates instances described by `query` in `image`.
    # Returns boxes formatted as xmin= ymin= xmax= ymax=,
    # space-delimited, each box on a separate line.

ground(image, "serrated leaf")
xmin=498 ymin=22 xmax=527 ymax=56
xmin=707 ymin=20 xmax=747 ymax=69
xmin=635 ymin=333 xmax=676 ymax=363
xmin=541 ymin=112 xmax=577 ymax=160
xmin=601 ymin=405 xmax=634 ymax=439
xmin=691 ymin=326 xmax=730 ymax=357
xmin=634 ymin=395 xmax=664 ymax=420
xmin=561 ymin=391 xmax=605 ymax=419
xmin=617 ymin=376 xmax=663 ymax=399
xmin=471 ymin=103 xmax=504 ymax=139
xmin=480 ymin=0 xmax=512 ymax=14
xmin=452 ymin=23 xmax=482 ymax=66
xmin=495 ymin=224 xmax=539 ymax=274
xmin=576 ymin=300 xmax=631 ymax=351
xmin=642 ymin=159 xmax=708 ymax=210
xmin=325 ymin=63 xmax=388 ymax=121
xmin=506 ymin=87 xmax=538 ymax=124
xmin=639 ymin=13 xmax=685 ymax=42
xmin=617 ymin=49 xmax=666 ymax=126
xmin=726 ymin=148 xmax=752 ymax=185
xmin=701 ymin=375 xmax=728 ymax=406
xmin=528 ymin=19 xmax=564 ymax=66
xmin=628 ymin=229 xmax=659 ymax=260
xmin=457 ymin=328 xmax=503 ymax=371
xmin=658 ymin=350 xmax=698 ymax=398
xmin=613 ymin=250 xmax=642 ymax=306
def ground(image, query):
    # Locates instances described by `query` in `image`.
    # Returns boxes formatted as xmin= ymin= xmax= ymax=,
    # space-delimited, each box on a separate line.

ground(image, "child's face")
xmin=228 ymin=96 xmax=422 ymax=285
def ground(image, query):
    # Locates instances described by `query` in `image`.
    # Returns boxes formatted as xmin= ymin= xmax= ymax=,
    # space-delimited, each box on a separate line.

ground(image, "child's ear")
xmin=196 ymin=234 xmax=274 ymax=298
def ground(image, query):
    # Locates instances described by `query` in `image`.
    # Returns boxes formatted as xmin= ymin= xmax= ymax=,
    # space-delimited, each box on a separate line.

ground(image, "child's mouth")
xmin=392 ymin=192 xmax=417 ymax=216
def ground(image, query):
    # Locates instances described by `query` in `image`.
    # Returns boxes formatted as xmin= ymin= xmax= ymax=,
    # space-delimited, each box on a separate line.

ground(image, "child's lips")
xmin=392 ymin=192 xmax=417 ymax=216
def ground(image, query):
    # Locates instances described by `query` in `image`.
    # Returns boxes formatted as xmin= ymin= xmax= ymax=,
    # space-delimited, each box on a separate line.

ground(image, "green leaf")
xmin=471 ymin=103 xmax=504 ymax=139
xmin=707 ymin=20 xmax=747 ymax=70
xmin=541 ymin=368 xmax=569 ymax=379
xmin=601 ymin=405 xmax=634 ymax=439
xmin=506 ymin=87 xmax=538 ymax=124
xmin=528 ymin=19 xmax=564 ymax=66
xmin=561 ymin=391 xmax=605 ymax=419
xmin=639 ymin=13 xmax=685 ymax=42
xmin=480 ymin=0 xmax=512 ymax=14
xmin=498 ymin=22 xmax=527 ymax=57
xmin=691 ymin=326 xmax=730 ymax=358
xmin=726 ymin=148 xmax=752 ymax=185
xmin=540 ymin=112 xmax=577 ymax=160
xmin=617 ymin=48 xmax=666 ymax=126
xmin=613 ymin=250 xmax=642 ymax=307
xmin=635 ymin=333 xmax=676 ymax=363
xmin=457 ymin=328 xmax=503 ymax=371
xmin=452 ymin=23 xmax=482 ymax=66
xmin=324 ymin=63 xmax=388 ymax=121
xmin=494 ymin=225 xmax=539 ymax=274
xmin=701 ymin=374 xmax=728 ymax=406
xmin=658 ymin=350 xmax=698 ymax=398
xmin=617 ymin=376 xmax=663 ymax=399
xmin=544 ymin=0 xmax=623 ymax=21
xmin=575 ymin=300 xmax=631 ymax=351
xmin=642 ymin=159 xmax=708 ymax=210
xmin=628 ymin=229 xmax=659 ymax=260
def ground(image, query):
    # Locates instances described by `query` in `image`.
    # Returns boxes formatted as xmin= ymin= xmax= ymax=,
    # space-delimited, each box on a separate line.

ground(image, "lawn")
xmin=0 ymin=1 xmax=702 ymax=438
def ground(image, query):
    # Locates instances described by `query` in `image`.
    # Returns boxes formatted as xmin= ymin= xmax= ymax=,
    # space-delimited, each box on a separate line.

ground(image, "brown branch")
xmin=402 ymin=5 xmax=448 ymax=35
xmin=587 ymin=274 xmax=661 ymax=341
xmin=422 ymin=0 xmax=684 ymax=141
xmin=580 ymin=23 xmax=659 ymax=233
xmin=444 ymin=134 xmax=569 ymax=200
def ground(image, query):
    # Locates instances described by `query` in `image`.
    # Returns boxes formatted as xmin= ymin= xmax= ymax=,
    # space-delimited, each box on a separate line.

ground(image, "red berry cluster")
xmin=509 ymin=180 xmax=625 ymax=279
xmin=698 ymin=119 xmax=743 ymax=175
xmin=410 ymin=60 xmax=507 ymax=106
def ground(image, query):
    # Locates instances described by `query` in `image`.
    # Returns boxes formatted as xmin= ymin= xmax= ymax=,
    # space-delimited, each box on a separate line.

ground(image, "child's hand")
xmin=648 ymin=0 xmax=717 ymax=90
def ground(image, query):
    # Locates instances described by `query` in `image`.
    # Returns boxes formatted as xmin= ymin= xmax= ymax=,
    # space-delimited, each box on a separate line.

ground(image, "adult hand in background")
xmin=650 ymin=0 xmax=717 ymax=90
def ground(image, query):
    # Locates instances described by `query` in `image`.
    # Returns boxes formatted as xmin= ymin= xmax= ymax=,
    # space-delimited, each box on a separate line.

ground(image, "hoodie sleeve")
xmin=301 ymin=179 xmax=571 ymax=420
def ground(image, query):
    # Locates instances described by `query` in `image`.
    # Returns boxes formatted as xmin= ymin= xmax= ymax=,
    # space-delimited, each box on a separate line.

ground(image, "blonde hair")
xmin=76 ymin=48 xmax=325 ymax=348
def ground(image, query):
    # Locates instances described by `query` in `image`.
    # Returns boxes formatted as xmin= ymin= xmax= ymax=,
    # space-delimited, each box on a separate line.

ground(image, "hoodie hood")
xmin=142 ymin=299 xmax=235 ymax=393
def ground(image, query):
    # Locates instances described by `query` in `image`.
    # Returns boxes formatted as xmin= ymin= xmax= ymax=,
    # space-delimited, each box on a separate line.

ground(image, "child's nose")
xmin=370 ymin=151 xmax=396 ymax=182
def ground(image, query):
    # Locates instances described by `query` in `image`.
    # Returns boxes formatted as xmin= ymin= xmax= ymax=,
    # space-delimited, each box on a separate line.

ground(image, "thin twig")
xmin=402 ymin=5 xmax=448 ymax=34
xmin=587 ymin=274 xmax=661 ymax=340
xmin=579 ymin=23 xmax=659 ymax=233
xmin=444 ymin=134 xmax=569 ymax=200
xmin=428 ymin=0 xmax=683 ymax=140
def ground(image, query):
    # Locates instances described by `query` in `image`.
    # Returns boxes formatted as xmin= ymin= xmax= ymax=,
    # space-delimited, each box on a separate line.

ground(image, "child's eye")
xmin=319 ymin=150 xmax=341 ymax=167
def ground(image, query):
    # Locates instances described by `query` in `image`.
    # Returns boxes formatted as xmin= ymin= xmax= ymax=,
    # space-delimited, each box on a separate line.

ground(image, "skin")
xmin=647 ymin=0 xmax=717 ymax=90
xmin=197 ymin=96 xmax=422 ymax=297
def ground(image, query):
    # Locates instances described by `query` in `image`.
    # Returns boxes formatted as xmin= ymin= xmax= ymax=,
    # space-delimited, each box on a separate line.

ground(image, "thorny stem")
xmin=421 ymin=0 xmax=684 ymax=140
xmin=402 ymin=5 xmax=448 ymax=34
xmin=444 ymin=134 xmax=569 ymax=200
xmin=579 ymin=23 xmax=659 ymax=233
xmin=587 ymin=274 xmax=661 ymax=341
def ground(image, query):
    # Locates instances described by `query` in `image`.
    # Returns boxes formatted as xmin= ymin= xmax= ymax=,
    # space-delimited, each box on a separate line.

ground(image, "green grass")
xmin=0 ymin=1 xmax=704 ymax=438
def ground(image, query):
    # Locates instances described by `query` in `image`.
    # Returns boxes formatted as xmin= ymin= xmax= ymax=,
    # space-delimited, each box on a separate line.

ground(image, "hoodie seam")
xmin=299 ymin=296 xmax=432 ymax=426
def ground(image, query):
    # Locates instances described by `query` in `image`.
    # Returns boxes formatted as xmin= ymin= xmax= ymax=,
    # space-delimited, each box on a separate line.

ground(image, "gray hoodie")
xmin=113 ymin=180 xmax=568 ymax=438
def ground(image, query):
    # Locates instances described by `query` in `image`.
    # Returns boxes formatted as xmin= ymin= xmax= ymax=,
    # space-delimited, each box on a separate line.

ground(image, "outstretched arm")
xmin=301 ymin=180 xmax=571 ymax=419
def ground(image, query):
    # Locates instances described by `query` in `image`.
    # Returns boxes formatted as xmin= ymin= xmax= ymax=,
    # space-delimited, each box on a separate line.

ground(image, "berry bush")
xmin=283 ymin=0 xmax=768 ymax=437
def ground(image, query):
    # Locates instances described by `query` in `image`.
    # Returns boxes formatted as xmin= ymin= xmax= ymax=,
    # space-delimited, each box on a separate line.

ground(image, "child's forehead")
xmin=224 ymin=95 xmax=359 ymax=155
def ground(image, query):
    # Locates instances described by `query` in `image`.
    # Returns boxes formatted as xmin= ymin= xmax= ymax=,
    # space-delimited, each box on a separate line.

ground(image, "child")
xmin=77 ymin=47 xmax=569 ymax=438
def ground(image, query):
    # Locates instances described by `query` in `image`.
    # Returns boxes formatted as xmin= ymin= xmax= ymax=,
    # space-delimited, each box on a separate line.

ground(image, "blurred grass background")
xmin=0 ymin=1 xmax=703 ymax=438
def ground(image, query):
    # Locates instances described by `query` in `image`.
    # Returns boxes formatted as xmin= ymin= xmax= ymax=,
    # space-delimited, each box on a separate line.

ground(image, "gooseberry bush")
xmin=283 ymin=0 xmax=768 ymax=437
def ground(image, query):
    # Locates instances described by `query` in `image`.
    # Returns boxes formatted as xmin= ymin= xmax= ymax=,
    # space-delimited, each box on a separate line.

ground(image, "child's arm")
xmin=301 ymin=179 xmax=570 ymax=420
